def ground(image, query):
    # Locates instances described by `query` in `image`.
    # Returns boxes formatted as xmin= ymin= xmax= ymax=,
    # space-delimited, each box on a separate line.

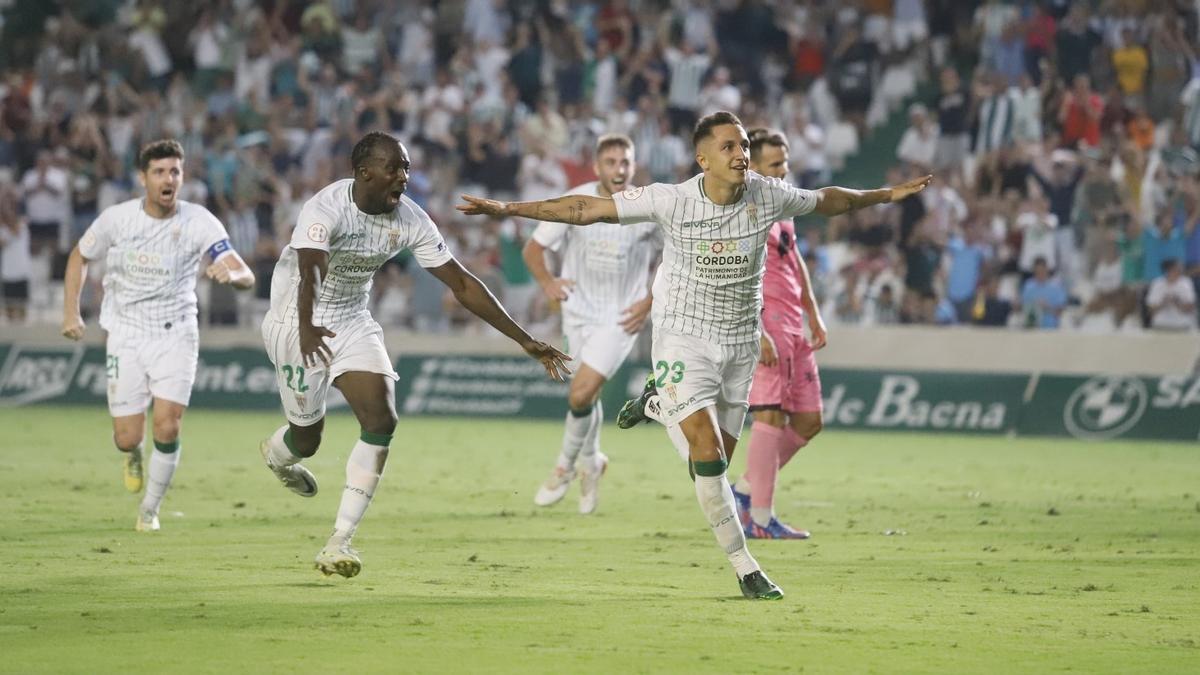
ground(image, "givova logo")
xmin=1063 ymin=376 xmax=1148 ymax=440
xmin=0 ymin=345 xmax=86 ymax=406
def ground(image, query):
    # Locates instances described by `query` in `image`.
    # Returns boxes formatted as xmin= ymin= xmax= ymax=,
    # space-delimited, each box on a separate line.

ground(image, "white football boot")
xmin=315 ymin=540 xmax=362 ymax=578
xmin=135 ymin=509 xmax=160 ymax=532
xmin=533 ymin=466 xmax=575 ymax=506
xmin=259 ymin=439 xmax=318 ymax=497
xmin=577 ymin=452 xmax=608 ymax=515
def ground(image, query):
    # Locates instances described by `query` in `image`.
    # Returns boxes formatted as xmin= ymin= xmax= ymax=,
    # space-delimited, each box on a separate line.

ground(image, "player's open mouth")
xmin=160 ymin=188 xmax=175 ymax=199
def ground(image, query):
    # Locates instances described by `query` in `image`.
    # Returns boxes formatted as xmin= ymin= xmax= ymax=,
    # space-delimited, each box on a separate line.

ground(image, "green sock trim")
xmin=692 ymin=459 xmax=727 ymax=477
xmin=153 ymin=439 xmax=180 ymax=454
xmin=282 ymin=429 xmax=304 ymax=458
xmin=360 ymin=430 xmax=393 ymax=446
xmin=569 ymin=404 xmax=594 ymax=418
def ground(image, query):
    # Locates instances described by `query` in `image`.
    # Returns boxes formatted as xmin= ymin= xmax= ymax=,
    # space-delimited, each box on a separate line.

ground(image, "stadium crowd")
xmin=0 ymin=0 xmax=1197 ymax=334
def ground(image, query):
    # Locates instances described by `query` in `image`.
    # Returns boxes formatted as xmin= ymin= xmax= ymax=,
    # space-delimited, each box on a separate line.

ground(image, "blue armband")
xmin=207 ymin=239 xmax=231 ymax=261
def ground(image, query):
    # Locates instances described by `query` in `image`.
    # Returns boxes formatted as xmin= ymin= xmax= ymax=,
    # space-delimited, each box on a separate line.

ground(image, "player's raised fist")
xmin=456 ymin=194 xmax=508 ymax=217
xmin=889 ymin=175 xmax=933 ymax=202
xmin=61 ymin=315 xmax=85 ymax=341
xmin=206 ymin=259 xmax=232 ymax=283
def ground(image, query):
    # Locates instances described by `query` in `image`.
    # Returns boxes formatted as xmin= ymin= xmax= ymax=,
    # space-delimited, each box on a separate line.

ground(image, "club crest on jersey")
xmin=171 ymin=225 xmax=181 ymax=240
xmin=622 ymin=186 xmax=645 ymax=200
xmin=665 ymin=384 xmax=678 ymax=402
xmin=388 ymin=230 xmax=401 ymax=249
xmin=746 ymin=203 xmax=758 ymax=220
xmin=308 ymin=223 xmax=329 ymax=243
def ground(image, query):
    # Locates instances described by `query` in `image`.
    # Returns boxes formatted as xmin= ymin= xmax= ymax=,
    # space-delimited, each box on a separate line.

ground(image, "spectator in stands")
xmin=945 ymin=223 xmax=992 ymax=321
xmin=970 ymin=276 xmax=1013 ymax=327
xmin=1017 ymin=195 xmax=1059 ymax=278
xmin=1147 ymin=259 xmax=1197 ymax=331
xmin=1054 ymin=5 xmax=1101 ymax=85
xmin=20 ymin=150 xmax=69 ymax=254
xmin=1111 ymin=29 xmax=1148 ymax=102
xmin=1083 ymin=239 xmax=1139 ymax=330
xmin=1142 ymin=211 xmax=1188 ymax=285
xmin=1059 ymin=74 xmax=1104 ymax=148
xmin=934 ymin=67 xmax=970 ymax=172
xmin=896 ymin=103 xmax=938 ymax=172
xmin=0 ymin=181 xmax=30 ymax=322
xmin=1019 ymin=257 xmax=1068 ymax=329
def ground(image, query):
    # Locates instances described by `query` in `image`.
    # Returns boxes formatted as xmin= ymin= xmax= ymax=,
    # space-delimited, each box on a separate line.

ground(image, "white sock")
xmin=555 ymin=405 xmax=595 ymax=471
xmin=266 ymin=425 xmax=300 ymax=468
xmin=665 ymin=423 xmax=690 ymax=462
xmin=140 ymin=446 xmax=181 ymax=516
xmin=576 ymin=401 xmax=603 ymax=470
xmin=331 ymin=438 xmax=387 ymax=543
xmin=695 ymin=473 xmax=759 ymax=578
xmin=645 ymin=393 xmax=664 ymax=423
xmin=750 ymin=507 xmax=773 ymax=527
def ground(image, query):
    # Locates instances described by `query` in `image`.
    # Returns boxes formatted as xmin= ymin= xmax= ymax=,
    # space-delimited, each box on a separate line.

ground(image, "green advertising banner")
xmin=1018 ymin=373 xmax=1200 ymax=441
xmin=0 ymin=342 xmax=1195 ymax=441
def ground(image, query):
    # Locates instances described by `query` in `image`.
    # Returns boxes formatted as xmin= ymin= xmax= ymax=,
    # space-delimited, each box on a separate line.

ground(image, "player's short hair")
xmin=351 ymin=131 xmax=401 ymax=170
xmin=138 ymin=139 xmax=184 ymax=171
xmin=692 ymin=111 xmax=744 ymax=148
xmin=595 ymin=133 xmax=634 ymax=157
xmin=748 ymin=127 xmax=788 ymax=162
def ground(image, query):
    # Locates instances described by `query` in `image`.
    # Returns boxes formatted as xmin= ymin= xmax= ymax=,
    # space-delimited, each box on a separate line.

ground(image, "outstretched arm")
xmin=814 ymin=175 xmax=933 ymax=217
xmin=457 ymin=194 xmax=619 ymax=225
xmin=427 ymin=258 xmax=572 ymax=381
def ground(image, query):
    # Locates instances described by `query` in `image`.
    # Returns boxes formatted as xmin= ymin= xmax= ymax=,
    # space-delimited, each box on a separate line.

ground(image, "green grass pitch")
xmin=0 ymin=407 xmax=1196 ymax=674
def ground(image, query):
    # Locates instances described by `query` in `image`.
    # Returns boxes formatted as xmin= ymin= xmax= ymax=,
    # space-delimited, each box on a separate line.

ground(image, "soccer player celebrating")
xmin=459 ymin=112 xmax=930 ymax=599
xmin=61 ymin=139 xmax=256 ymax=532
xmin=523 ymin=133 xmax=660 ymax=514
xmin=260 ymin=132 xmax=569 ymax=578
xmin=731 ymin=128 xmax=827 ymax=540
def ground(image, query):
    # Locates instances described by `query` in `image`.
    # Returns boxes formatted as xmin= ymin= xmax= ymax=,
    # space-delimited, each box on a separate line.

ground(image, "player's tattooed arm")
xmin=428 ymin=258 xmax=572 ymax=381
xmin=457 ymin=194 xmax=619 ymax=225
xmin=814 ymin=175 xmax=933 ymax=216
xmin=296 ymin=248 xmax=336 ymax=367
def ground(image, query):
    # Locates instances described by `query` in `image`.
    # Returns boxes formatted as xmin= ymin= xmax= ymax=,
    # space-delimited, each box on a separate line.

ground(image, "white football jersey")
xmin=266 ymin=179 xmax=453 ymax=328
xmin=531 ymin=181 xmax=661 ymax=329
xmin=612 ymin=172 xmax=818 ymax=344
xmin=79 ymin=198 xmax=230 ymax=340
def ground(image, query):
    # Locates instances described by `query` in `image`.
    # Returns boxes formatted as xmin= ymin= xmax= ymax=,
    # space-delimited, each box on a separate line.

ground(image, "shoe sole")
xmin=315 ymin=559 xmax=361 ymax=578
xmin=746 ymin=589 xmax=785 ymax=600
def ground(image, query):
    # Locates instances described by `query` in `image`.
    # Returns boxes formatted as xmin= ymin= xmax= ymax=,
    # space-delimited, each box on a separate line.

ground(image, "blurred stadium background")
xmin=0 ymin=1 xmax=1198 ymax=673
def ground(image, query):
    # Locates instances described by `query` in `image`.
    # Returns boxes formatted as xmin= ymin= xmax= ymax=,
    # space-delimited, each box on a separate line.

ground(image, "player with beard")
xmin=458 ymin=112 xmax=930 ymax=599
xmin=523 ymin=134 xmax=661 ymax=514
xmin=62 ymin=139 xmax=256 ymax=532
xmin=259 ymin=132 xmax=570 ymax=578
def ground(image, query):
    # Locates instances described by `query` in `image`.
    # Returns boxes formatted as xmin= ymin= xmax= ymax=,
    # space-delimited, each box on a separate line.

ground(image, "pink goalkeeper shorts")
xmin=748 ymin=329 xmax=823 ymax=414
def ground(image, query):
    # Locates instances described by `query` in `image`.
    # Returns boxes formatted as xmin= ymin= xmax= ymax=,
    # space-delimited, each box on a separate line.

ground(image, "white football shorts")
xmin=650 ymin=331 xmax=758 ymax=439
xmin=106 ymin=331 xmax=199 ymax=416
xmin=261 ymin=317 xmax=398 ymax=426
xmin=563 ymin=322 xmax=639 ymax=380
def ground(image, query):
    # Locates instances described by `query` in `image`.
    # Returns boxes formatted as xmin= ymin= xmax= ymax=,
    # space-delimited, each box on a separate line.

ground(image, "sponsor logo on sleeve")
xmin=622 ymin=186 xmax=645 ymax=200
xmin=308 ymin=223 xmax=329 ymax=243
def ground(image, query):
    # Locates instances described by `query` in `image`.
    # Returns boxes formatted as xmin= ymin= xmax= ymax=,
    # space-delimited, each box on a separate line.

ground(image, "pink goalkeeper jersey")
xmin=761 ymin=220 xmax=806 ymax=335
